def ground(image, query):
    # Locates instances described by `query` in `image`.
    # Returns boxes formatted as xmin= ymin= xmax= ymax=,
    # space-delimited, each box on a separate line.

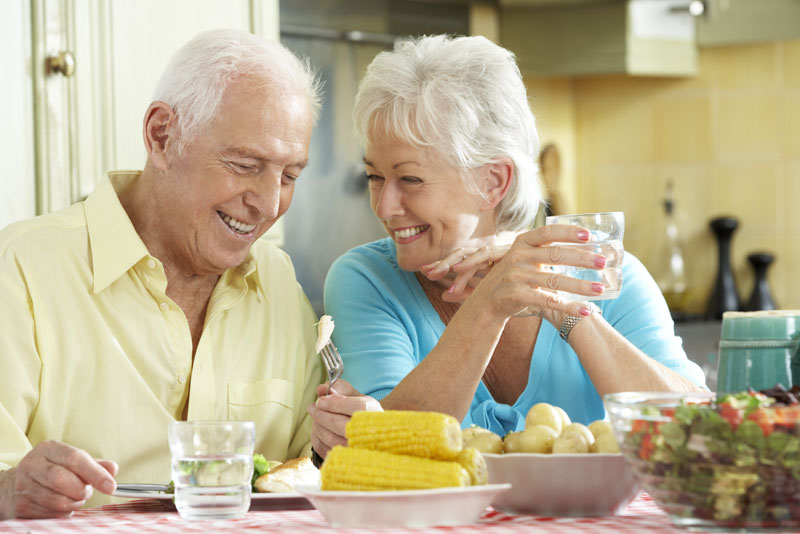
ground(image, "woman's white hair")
xmin=153 ymin=28 xmax=322 ymax=154
xmin=353 ymin=34 xmax=542 ymax=232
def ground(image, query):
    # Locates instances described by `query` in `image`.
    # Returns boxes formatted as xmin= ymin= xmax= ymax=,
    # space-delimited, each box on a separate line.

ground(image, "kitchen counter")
xmin=674 ymin=320 xmax=721 ymax=391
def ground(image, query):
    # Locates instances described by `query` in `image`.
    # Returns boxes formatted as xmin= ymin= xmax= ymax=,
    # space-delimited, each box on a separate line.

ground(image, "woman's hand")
xmin=306 ymin=379 xmax=382 ymax=459
xmin=421 ymin=224 xmax=608 ymax=325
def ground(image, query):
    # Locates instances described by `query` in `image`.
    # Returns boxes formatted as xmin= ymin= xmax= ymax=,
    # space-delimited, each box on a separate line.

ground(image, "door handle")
xmin=46 ymin=50 xmax=76 ymax=77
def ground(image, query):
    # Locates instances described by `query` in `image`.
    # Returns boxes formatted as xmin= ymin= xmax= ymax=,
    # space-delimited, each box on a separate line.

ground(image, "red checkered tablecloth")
xmin=0 ymin=493 xmax=718 ymax=534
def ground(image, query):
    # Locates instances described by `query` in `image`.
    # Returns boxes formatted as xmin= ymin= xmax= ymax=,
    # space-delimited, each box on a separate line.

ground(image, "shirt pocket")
xmin=228 ymin=378 xmax=295 ymax=460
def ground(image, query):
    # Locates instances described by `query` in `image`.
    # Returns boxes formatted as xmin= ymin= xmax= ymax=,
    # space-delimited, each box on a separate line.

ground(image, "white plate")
xmin=295 ymin=484 xmax=511 ymax=528
xmin=112 ymin=489 xmax=311 ymax=509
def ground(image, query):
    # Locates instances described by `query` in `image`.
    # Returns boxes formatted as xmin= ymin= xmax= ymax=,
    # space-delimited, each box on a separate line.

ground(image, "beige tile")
xmin=785 ymin=92 xmax=800 ymax=158
xmin=575 ymin=75 xmax=661 ymax=101
xmin=785 ymin=162 xmax=800 ymax=230
xmin=716 ymin=93 xmax=780 ymax=160
xmin=575 ymin=96 xmax=654 ymax=165
xmin=711 ymin=42 xmax=778 ymax=91
xmin=782 ymin=232 xmax=800 ymax=309
xmin=653 ymin=96 xmax=712 ymax=163
xmin=782 ymin=39 xmax=800 ymax=89
xmin=713 ymin=162 xmax=779 ymax=232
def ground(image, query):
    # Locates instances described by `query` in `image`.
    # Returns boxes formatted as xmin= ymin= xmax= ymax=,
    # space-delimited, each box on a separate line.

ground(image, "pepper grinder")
xmin=708 ymin=216 xmax=741 ymax=319
xmin=744 ymin=252 xmax=777 ymax=311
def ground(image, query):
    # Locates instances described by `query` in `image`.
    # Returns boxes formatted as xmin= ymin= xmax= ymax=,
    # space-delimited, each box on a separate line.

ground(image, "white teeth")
xmin=219 ymin=212 xmax=256 ymax=234
xmin=395 ymin=226 xmax=428 ymax=239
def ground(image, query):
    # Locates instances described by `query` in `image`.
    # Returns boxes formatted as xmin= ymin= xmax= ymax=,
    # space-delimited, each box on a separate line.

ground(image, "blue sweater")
xmin=324 ymin=238 xmax=706 ymax=436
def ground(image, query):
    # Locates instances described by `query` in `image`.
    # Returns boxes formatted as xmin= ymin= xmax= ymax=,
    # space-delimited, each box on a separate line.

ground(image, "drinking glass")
xmin=168 ymin=420 xmax=255 ymax=520
xmin=545 ymin=212 xmax=625 ymax=301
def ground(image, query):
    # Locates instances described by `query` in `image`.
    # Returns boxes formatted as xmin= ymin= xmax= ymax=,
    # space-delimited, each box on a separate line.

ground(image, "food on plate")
xmin=251 ymin=453 xmax=282 ymax=488
xmin=588 ymin=420 xmax=614 ymax=438
xmin=561 ymin=422 xmax=595 ymax=448
xmin=590 ymin=432 xmax=620 ymax=453
xmin=517 ymin=425 xmax=559 ymax=453
xmin=502 ymin=431 xmax=524 ymax=454
xmin=457 ymin=447 xmax=489 ymax=485
xmin=315 ymin=314 xmax=335 ymax=354
xmin=619 ymin=387 xmax=800 ymax=526
xmin=321 ymin=446 xmax=470 ymax=491
xmin=552 ymin=431 xmax=590 ymax=454
xmin=321 ymin=409 xmax=487 ymax=491
xmin=346 ymin=410 xmax=463 ymax=460
xmin=462 ymin=425 xmax=503 ymax=454
xmin=525 ymin=403 xmax=564 ymax=434
xmin=254 ymin=456 xmax=321 ymax=493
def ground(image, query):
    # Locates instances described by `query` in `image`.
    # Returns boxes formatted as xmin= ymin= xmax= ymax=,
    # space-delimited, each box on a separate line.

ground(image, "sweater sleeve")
xmin=323 ymin=244 xmax=426 ymax=401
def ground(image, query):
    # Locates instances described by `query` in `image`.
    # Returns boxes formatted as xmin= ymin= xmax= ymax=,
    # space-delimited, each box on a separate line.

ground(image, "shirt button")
xmin=147 ymin=259 xmax=156 ymax=269
xmin=159 ymin=302 xmax=169 ymax=312
xmin=178 ymin=373 xmax=187 ymax=384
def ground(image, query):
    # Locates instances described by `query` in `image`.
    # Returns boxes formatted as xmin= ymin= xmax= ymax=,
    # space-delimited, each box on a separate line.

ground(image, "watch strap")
xmin=559 ymin=302 xmax=601 ymax=341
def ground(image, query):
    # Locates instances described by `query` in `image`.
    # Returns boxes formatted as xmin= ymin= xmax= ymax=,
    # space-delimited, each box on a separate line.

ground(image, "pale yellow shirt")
xmin=0 ymin=171 xmax=324 ymax=506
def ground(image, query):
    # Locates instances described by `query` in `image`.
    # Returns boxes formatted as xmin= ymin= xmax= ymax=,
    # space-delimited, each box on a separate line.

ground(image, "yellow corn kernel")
xmin=456 ymin=447 xmax=488 ymax=486
xmin=321 ymin=446 xmax=470 ymax=491
xmin=346 ymin=410 xmax=463 ymax=460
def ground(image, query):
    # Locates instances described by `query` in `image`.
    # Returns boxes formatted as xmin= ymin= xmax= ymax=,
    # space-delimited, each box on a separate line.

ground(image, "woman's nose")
xmin=372 ymin=181 xmax=404 ymax=220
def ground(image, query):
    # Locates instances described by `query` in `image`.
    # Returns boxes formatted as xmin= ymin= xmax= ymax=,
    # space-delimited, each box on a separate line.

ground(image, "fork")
xmin=319 ymin=341 xmax=343 ymax=392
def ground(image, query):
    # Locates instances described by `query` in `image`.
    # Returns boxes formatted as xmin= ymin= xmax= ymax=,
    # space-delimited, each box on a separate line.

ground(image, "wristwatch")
xmin=559 ymin=302 xmax=601 ymax=341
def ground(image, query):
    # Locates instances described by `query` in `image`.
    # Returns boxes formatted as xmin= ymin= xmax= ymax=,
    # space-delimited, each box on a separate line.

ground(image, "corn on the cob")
xmin=346 ymin=410 xmax=463 ymax=460
xmin=321 ymin=446 xmax=470 ymax=491
xmin=456 ymin=447 xmax=488 ymax=486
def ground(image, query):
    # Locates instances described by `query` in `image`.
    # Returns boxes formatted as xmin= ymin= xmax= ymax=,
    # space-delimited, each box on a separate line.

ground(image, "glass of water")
xmin=168 ymin=420 xmax=255 ymax=520
xmin=545 ymin=212 xmax=625 ymax=301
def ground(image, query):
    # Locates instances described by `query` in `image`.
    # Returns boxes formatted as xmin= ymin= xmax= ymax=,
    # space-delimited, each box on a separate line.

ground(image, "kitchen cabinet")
xmin=1 ymin=0 xmax=280 ymax=236
xmin=500 ymin=0 xmax=699 ymax=77
xmin=697 ymin=0 xmax=800 ymax=46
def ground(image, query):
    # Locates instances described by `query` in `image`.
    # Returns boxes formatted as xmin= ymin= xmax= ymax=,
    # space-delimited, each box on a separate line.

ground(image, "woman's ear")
xmin=480 ymin=158 xmax=514 ymax=212
xmin=142 ymin=101 xmax=176 ymax=170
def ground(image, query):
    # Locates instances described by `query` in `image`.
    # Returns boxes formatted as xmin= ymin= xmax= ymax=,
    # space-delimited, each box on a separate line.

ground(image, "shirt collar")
xmin=85 ymin=172 xmax=150 ymax=294
xmin=85 ymin=171 xmax=266 ymax=298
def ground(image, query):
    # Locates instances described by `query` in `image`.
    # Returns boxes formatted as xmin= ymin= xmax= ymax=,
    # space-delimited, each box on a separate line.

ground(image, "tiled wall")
xmin=526 ymin=39 xmax=800 ymax=314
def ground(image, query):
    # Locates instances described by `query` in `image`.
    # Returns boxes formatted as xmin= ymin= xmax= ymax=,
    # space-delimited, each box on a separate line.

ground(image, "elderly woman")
xmin=308 ymin=35 xmax=705 ymax=459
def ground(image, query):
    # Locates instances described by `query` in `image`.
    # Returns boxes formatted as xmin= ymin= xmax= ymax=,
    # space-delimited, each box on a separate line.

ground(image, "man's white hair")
xmin=353 ymin=34 xmax=542 ymax=232
xmin=153 ymin=28 xmax=322 ymax=154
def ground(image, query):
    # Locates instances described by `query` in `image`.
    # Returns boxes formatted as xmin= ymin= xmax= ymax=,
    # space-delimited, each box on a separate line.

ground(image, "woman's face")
xmin=364 ymin=136 xmax=495 ymax=272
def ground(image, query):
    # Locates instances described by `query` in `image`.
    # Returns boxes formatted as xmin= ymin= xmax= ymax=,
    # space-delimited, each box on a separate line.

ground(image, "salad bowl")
xmin=605 ymin=390 xmax=800 ymax=531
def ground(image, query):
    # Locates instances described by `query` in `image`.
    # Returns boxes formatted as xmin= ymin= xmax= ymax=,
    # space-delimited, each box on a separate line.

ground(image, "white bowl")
xmin=483 ymin=453 xmax=639 ymax=517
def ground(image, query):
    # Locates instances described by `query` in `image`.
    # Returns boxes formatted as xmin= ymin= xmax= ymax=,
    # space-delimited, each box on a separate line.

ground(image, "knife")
xmin=116 ymin=483 xmax=171 ymax=493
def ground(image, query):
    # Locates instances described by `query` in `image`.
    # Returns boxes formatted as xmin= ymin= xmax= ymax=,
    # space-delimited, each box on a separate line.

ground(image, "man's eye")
xmin=282 ymin=174 xmax=298 ymax=184
xmin=228 ymin=162 xmax=255 ymax=173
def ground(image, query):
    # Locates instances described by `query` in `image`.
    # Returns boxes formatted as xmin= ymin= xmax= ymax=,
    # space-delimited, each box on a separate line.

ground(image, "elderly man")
xmin=0 ymin=29 xmax=325 ymax=519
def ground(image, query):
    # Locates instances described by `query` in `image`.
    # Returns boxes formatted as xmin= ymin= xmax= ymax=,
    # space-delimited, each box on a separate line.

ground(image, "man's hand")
xmin=307 ymin=380 xmax=382 ymax=459
xmin=0 ymin=440 xmax=118 ymax=519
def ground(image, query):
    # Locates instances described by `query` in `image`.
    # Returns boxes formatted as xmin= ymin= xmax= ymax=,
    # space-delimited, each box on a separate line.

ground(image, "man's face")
xmin=159 ymin=76 xmax=312 ymax=276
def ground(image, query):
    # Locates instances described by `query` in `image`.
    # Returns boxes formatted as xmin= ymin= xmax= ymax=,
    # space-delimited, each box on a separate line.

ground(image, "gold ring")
xmin=488 ymin=260 xmax=495 ymax=267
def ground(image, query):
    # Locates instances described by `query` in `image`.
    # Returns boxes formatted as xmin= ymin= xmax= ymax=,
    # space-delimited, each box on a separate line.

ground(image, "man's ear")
xmin=142 ymin=101 xmax=176 ymax=170
xmin=480 ymin=158 xmax=514 ymax=212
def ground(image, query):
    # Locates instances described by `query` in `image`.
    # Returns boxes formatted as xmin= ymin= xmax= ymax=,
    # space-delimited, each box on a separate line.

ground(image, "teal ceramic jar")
xmin=716 ymin=310 xmax=800 ymax=393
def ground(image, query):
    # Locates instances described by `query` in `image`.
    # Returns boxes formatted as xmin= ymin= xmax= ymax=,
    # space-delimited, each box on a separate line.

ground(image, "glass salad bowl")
xmin=605 ymin=389 xmax=800 ymax=531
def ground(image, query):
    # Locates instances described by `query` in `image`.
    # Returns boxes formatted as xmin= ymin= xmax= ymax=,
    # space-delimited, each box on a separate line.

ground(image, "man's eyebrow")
xmin=222 ymin=148 xmax=308 ymax=169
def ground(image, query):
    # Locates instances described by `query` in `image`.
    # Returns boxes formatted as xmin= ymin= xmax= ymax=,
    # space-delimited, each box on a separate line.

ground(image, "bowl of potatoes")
xmin=470 ymin=402 xmax=640 ymax=517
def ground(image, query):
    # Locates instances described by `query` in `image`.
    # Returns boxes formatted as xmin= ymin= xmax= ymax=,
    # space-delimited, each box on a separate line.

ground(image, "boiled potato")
xmin=517 ymin=425 xmax=559 ymax=453
xmin=554 ymin=406 xmax=571 ymax=430
xmin=561 ymin=422 xmax=595 ymax=448
xmin=552 ymin=431 xmax=589 ymax=454
xmin=502 ymin=431 xmax=524 ymax=454
xmin=525 ymin=403 xmax=563 ymax=434
xmin=462 ymin=426 xmax=503 ymax=454
xmin=588 ymin=420 xmax=614 ymax=439
xmin=591 ymin=432 xmax=620 ymax=453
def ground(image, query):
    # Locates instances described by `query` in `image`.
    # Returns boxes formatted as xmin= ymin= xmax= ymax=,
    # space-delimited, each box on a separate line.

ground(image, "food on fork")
xmin=254 ymin=457 xmax=321 ymax=493
xmin=346 ymin=410 xmax=463 ymax=460
xmin=315 ymin=314 xmax=335 ymax=354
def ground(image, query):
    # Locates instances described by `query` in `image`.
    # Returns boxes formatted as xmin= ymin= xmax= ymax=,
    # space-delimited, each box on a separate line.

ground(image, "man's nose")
xmin=247 ymin=171 xmax=282 ymax=219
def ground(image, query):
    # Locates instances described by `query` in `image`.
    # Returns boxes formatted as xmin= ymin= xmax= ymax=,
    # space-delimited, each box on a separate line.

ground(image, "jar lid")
xmin=721 ymin=310 xmax=800 ymax=340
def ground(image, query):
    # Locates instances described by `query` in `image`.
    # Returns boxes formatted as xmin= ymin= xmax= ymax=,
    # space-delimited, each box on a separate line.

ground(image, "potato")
xmin=525 ymin=403 xmax=563 ymax=434
xmin=591 ymin=432 xmax=620 ymax=453
xmin=561 ymin=422 xmax=595 ymax=448
xmin=502 ymin=431 xmax=524 ymax=454
xmin=555 ymin=406 xmax=571 ymax=430
xmin=517 ymin=425 xmax=559 ymax=453
xmin=588 ymin=420 xmax=614 ymax=439
xmin=552 ymin=431 xmax=589 ymax=454
xmin=462 ymin=426 xmax=503 ymax=454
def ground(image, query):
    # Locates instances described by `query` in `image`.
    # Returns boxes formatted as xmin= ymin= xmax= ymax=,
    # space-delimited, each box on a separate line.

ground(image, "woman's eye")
xmin=401 ymin=176 xmax=422 ymax=184
xmin=366 ymin=174 xmax=383 ymax=182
